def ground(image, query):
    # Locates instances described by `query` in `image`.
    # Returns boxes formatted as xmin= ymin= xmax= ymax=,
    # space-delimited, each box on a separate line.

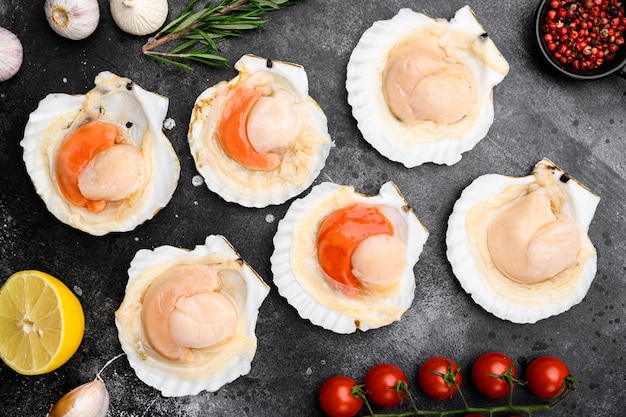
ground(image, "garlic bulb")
xmin=47 ymin=378 xmax=109 ymax=417
xmin=110 ymin=0 xmax=169 ymax=36
xmin=44 ymin=0 xmax=100 ymax=40
xmin=0 ymin=27 xmax=23 ymax=82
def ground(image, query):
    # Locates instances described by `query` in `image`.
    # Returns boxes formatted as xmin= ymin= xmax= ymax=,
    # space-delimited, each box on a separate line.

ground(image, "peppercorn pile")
xmin=541 ymin=0 xmax=625 ymax=71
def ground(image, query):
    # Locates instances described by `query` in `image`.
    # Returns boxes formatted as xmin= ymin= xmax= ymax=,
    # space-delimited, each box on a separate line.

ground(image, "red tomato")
xmin=525 ymin=356 xmax=573 ymax=399
xmin=364 ymin=363 xmax=409 ymax=407
xmin=471 ymin=352 xmax=517 ymax=399
xmin=418 ymin=356 xmax=462 ymax=400
xmin=319 ymin=375 xmax=363 ymax=417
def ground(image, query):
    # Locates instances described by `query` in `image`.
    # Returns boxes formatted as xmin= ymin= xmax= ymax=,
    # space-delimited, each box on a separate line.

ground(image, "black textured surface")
xmin=1 ymin=0 xmax=625 ymax=416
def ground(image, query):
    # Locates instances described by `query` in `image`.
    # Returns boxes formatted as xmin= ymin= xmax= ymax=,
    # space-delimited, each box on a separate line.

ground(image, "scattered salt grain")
xmin=163 ymin=118 xmax=176 ymax=130
xmin=192 ymin=175 xmax=204 ymax=187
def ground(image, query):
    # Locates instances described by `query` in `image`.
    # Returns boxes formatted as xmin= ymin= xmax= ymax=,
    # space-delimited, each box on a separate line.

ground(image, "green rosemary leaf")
xmin=189 ymin=28 xmax=220 ymax=50
xmin=157 ymin=11 xmax=190 ymax=35
xmin=180 ymin=0 xmax=202 ymax=16
xmin=143 ymin=0 xmax=297 ymax=69
xmin=171 ymin=8 xmax=209 ymax=33
xmin=179 ymin=33 xmax=222 ymax=43
xmin=211 ymin=21 xmax=266 ymax=30
xmin=167 ymin=38 xmax=198 ymax=54
xmin=144 ymin=53 xmax=196 ymax=71
xmin=187 ymin=54 xmax=229 ymax=65
xmin=253 ymin=0 xmax=291 ymax=9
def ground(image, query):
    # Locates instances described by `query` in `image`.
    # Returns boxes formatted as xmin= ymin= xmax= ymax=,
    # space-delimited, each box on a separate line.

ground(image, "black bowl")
xmin=534 ymin=0 xmax=626 ymax=80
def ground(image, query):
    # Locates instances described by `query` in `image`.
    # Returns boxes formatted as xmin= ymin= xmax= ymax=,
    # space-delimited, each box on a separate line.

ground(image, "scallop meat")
xmin=271 ymin=181 xmax=429 ymax=334
xmin=115 ymin=235 xmax=270 ymax=397
xmin=446 ymin=158 xmax=600 ymax=323
xmin=346 ymin=6 xmax=509 ymax=167
xmin=188 ymin=54 xmax=333 ymax=208
xmin=21 ymin=71 xmax=180 ymax=236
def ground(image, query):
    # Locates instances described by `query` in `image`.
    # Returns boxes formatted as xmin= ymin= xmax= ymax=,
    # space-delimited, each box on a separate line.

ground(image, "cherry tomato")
xmin=319 ymin=375 xmax=364 ymax=417
xmin=525 ymin=356 xmax=573 ymax=399
xmin=418 ymin=356 xmax=462 ymax=400
xmin=364 ymin=363 xmax=409 ymax=407
xmin=471 ymin=352 xmax=517 ymax=399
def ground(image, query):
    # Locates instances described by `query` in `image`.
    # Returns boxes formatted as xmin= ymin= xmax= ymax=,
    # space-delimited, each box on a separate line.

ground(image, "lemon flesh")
xmin=0 ymin=270 xmax=84 ymax=375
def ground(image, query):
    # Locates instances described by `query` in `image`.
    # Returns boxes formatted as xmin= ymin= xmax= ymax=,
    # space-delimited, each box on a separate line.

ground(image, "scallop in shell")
xmin=21 ymin=71 xmax=180 ymax=236
xmin=188 ymin=54 xmax=333 ymax=208
xmin=346 ymin=6 xmax=509 ymax=167
xmin=271 ymin=181 xmax=429 ymax=334
xmin=114 ymin=235 xmax=270 ymax=397
xmin=446 ymin=158 xmax=600 ymax=324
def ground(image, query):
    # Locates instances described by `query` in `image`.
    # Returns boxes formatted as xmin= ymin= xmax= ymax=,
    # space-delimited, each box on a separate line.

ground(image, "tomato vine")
xmin=318 ymin=354 xmax=577 ymax=417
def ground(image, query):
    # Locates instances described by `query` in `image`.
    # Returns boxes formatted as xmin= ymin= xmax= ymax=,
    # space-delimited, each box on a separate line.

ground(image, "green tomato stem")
xmin=360 ymin=389 xmax=574 ymax=417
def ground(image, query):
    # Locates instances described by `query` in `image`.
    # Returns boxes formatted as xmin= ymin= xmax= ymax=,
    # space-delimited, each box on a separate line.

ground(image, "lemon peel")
xmin=0 ymin=270 xmax=84 ymax=375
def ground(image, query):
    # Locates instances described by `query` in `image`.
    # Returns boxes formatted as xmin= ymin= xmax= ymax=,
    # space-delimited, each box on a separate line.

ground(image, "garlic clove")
xmin=47 ymin=378 xmax=110 ymax=417
xmin=0 ymin=27 xmax=23 ymax=82
xmin=44 ymin=0 xmax=100 ymax=41
xmin=110 ymin=0 xmax=169 ymax=36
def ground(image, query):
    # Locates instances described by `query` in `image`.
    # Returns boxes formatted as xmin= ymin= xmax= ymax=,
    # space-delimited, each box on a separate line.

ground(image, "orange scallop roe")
xmin=316 ymin=204 xmax=394 ymax=295
xmin=217 ymin=83 xmax=281 ymax=171
xmin=55 ymin=121 xmax=118 ymax=213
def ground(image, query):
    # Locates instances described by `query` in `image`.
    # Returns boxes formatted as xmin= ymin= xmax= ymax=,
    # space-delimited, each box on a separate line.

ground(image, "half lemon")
xmin=0 ymin=270 xmax=84 ymax=375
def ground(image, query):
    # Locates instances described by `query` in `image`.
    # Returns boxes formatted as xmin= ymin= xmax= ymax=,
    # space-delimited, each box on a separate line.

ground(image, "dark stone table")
xmin=1 ymin=0 xmax=624 ymax=416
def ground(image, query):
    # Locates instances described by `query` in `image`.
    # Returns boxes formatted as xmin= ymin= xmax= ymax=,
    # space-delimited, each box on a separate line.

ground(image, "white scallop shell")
xmin=188 ymin=54 xmax=333 ymax=208
xmin=346 ymin=6 xmax=509 ymax=167
xmin=446 ymin=158 xmax=600 ymax=323
xmin=21 ymin=71 xmax=180 ymax=236
xmin=115 ymin=235 xmax=270 ymax=397
xmin=271 ymin=181 xmax=429 ymax=334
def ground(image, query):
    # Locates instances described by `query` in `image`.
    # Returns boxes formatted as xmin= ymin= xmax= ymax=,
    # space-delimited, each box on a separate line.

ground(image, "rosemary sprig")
xmin=142 ymin=0 xmax=297 ymax=70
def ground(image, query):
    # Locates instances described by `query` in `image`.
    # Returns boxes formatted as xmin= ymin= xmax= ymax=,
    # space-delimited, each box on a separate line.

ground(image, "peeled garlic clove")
xmin=0 ymin=27 xmax=23 ymax=82
xmin=44 ymin=0 xmax=100 ymax=40
xmin=110 ymin=0 xmax=169 ymax=36
xmin=47 ymin=378 xmax=109 ymax=417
